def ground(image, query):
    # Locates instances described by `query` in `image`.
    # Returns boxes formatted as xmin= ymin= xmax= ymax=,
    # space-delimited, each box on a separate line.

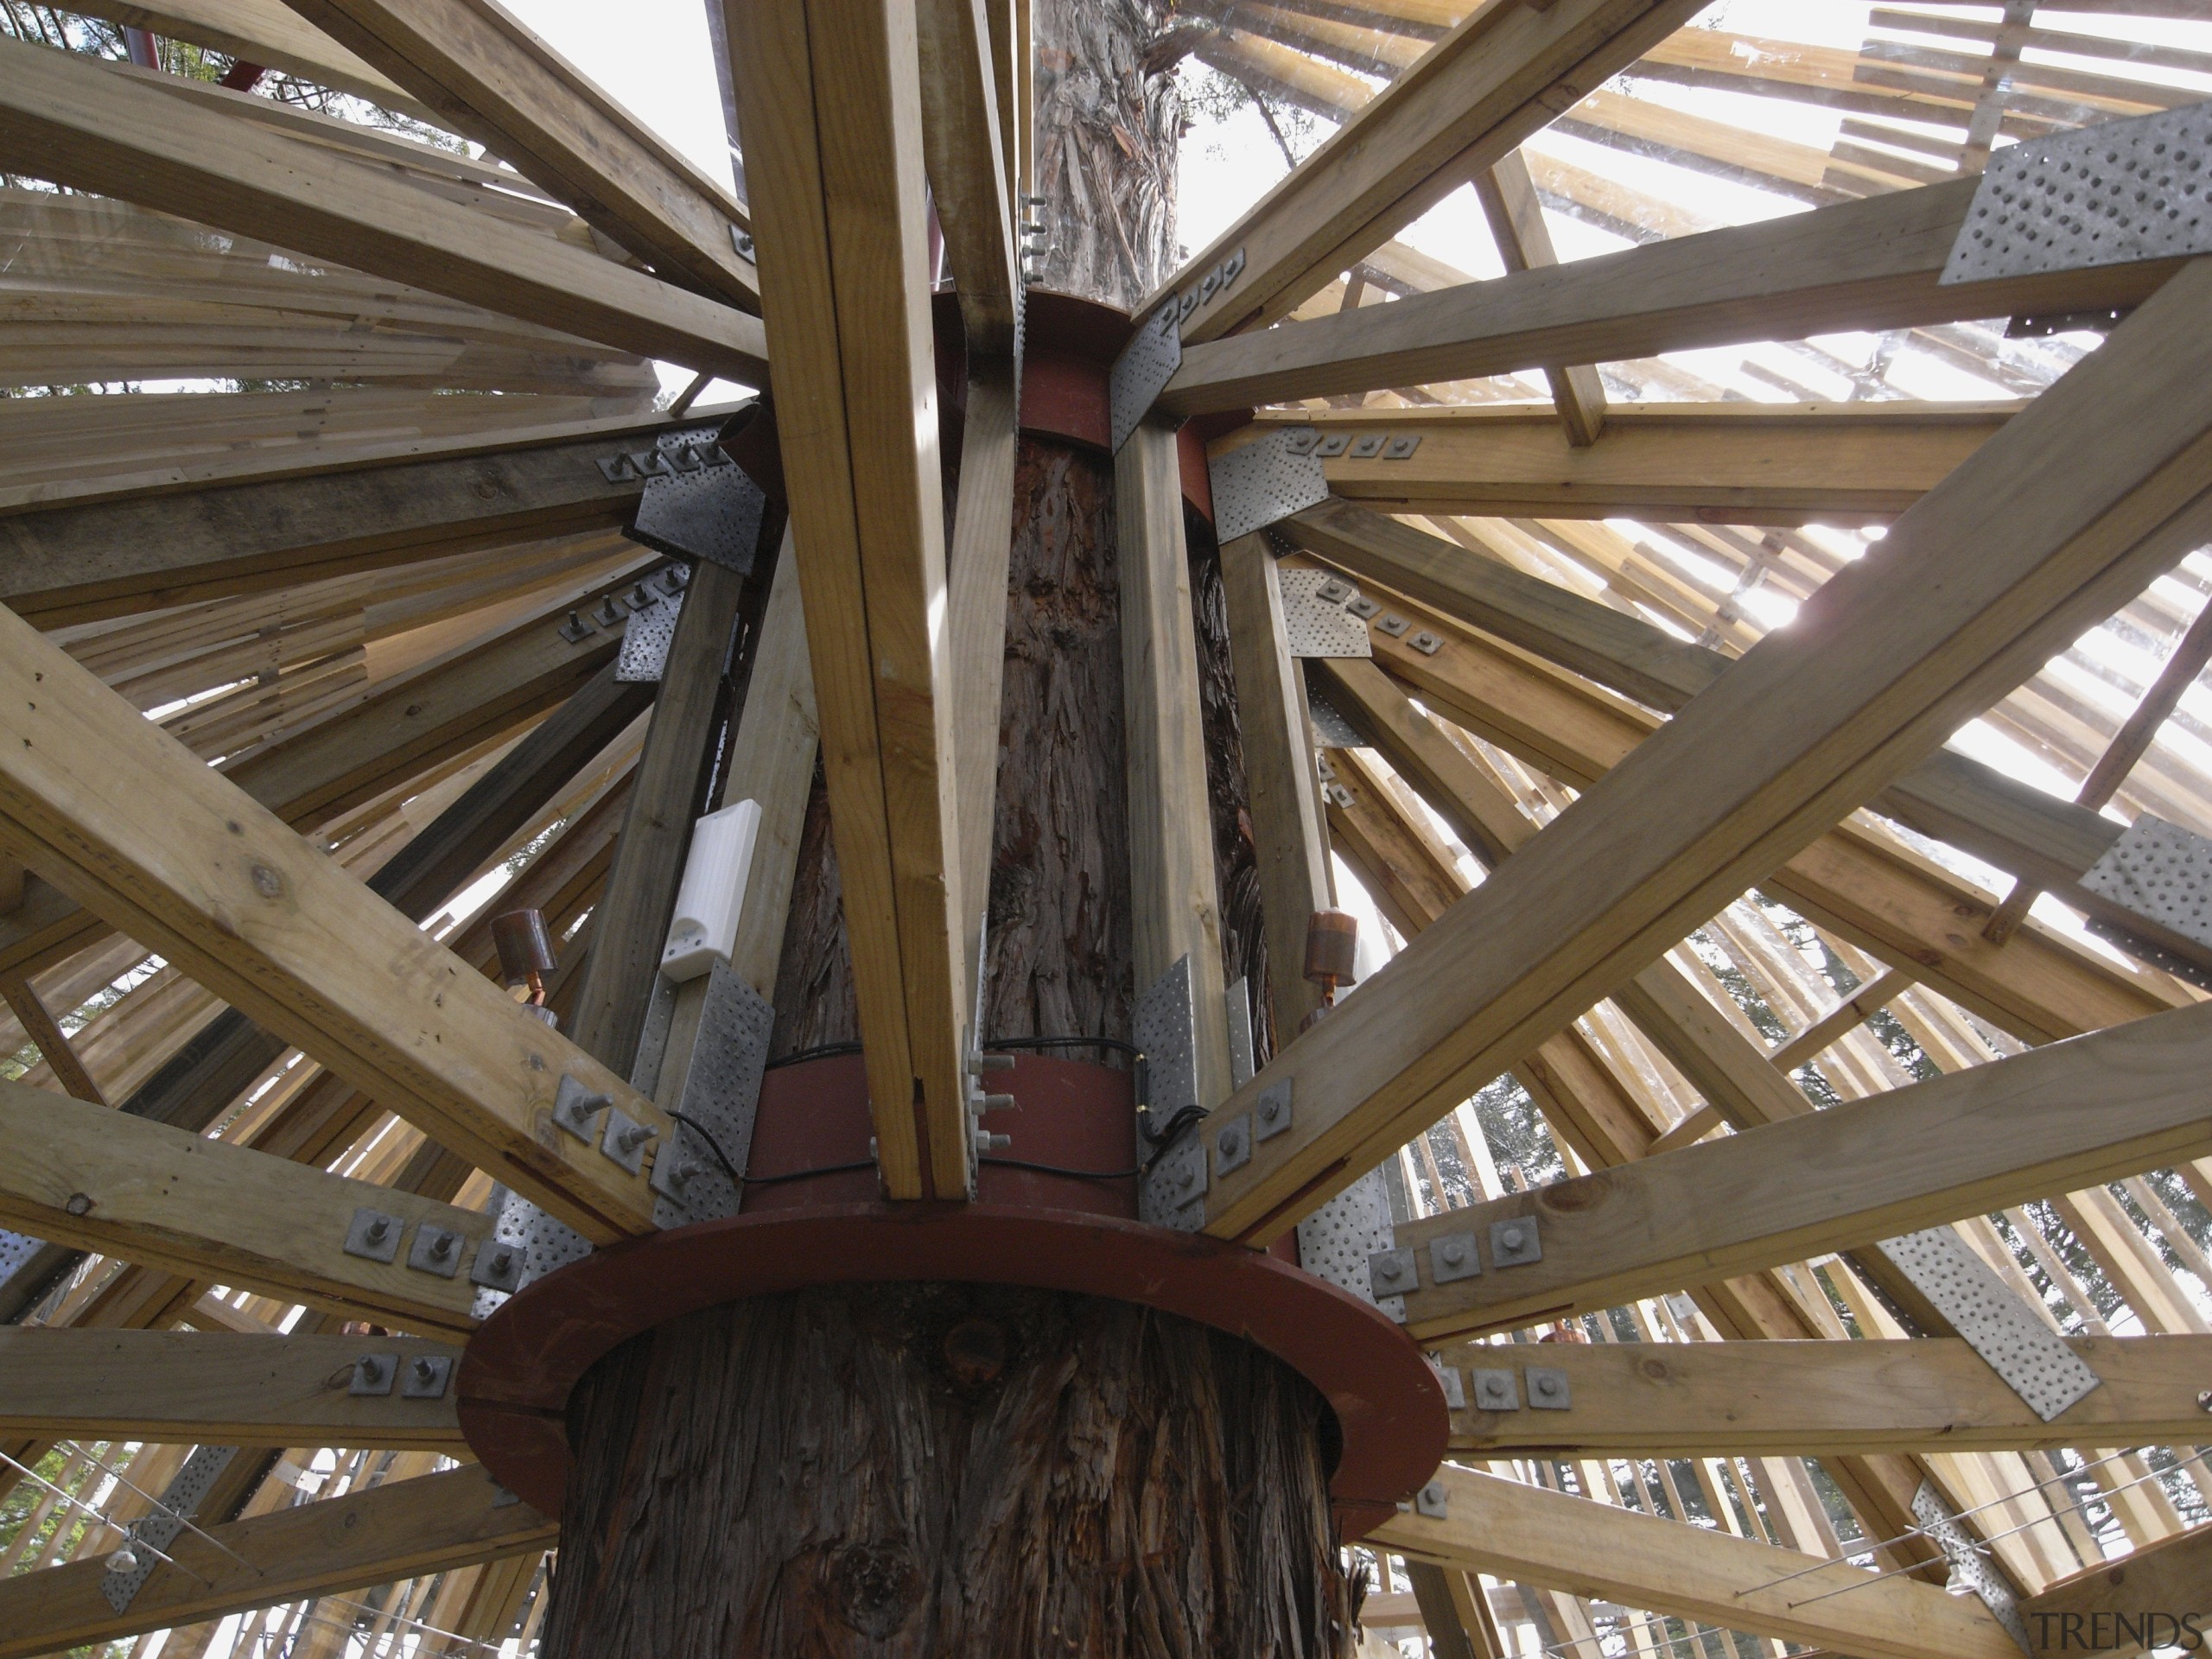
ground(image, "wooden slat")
xmin=1391 ymin=998 xmax=2212 ymax=1338
xmin=1438 ymin=1335 xmax=2212 ymax=1458
xmin=1251 ymin=401 xmax=2015 ymax=524
xmin=0 ymin=39 xmax=766 ymax=382
xmin=1159 ymin=0 xmax=1708 ymax=344
xmin=0 ymin=1466 xmax=553 ymax=1659
xmin=1372 ymin=1465 xmax=2019 ymax=1659
xmin=1194 ymin=257 xmax=2212 ymax=1243
xmin=1159 ymin=178 xmax=2183 ymax=415
xmin=65 ymin=0 xmax=433 ymax=116
xmin=1474 ymin=149 xmax=1606 ymax=446
xmin=726 ymin=0 xmax=972 ymax=1198
xmin=1119 ymin=423 xmax=1234 ymax=1108
xmin=0 ymin=601 xmax=667 ymax=1241
xmin=0 ymin=976 xmax=105 ymax=1104
xmin=280 ymin=0 xmax=760 ymax=308
xmin=0 ymin=1081 xmax=489 ymax=1334
xmin=916 ymin=0 xmax=1019 ymax=353
xmin=0 ymin=1329 xmax=466 ymax=1447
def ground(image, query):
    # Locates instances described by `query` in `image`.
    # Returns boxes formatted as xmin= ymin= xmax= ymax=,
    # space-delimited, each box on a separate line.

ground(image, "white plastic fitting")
xmin=660 ymin=798 xmax=763 ymax=982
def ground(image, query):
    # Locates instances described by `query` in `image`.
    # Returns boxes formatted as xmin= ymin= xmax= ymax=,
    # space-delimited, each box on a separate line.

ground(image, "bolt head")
xmin=1502 ymin=1224 xmax=1525 ymax=1249
xmin=365 ymin=1217 xmax=390 ymax=1242
xmin=428 ymin=1232 xmax=453 ymax=1258
xmin=1536 ymin=1376 xmax=1560 ymax=1397
xmin=413 ymin=1357 xmax=436 ymax=1381
xmin=64 ymin=1192 xmax=91 ymax=1217
xmin=492 ymin=1249 xmax=513 ymax=1273
xmin=1440 ymin=1240 xmax=1465 ymax=1265
xmin=2200 ymin=1389 xmax=2212 ymax=1414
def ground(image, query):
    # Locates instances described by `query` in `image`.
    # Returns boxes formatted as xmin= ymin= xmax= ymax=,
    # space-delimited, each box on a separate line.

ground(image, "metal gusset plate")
xmin=1913 ymin=1481 xmax=2033 ymax=1656
xmin=1135 ymin=955 xmax=1204 ymax=1230
xmin=651 ymin=962 xmax=773 ymax=1229
xmin=1297 ymin=1168 xmax=1402 ymax=1321
xmin=628 ymin=460 xmax=767 ymax=573
xmin=102 ymin=1444 xmax=239 ymax=1612
xmin=616 ymin=593 xmax=683 ymax=683
xmin=1210 ymin=428 xmax=1329 ymax=545
xmin=1942 ymin=104 xmax=2212 ymax=285
xmin=1109 ymin=304 xmax=1182 ymax=454
xmin=0 ymin=1230 xmax=41 ymax=1283
xmin=1278 ymin=569 xmax=1374 ymax=659
xmin=2077 ymin=812 xmax=2212 ymax=952
xmin=1878 ymin=1227 xmax=2101 ymax=1421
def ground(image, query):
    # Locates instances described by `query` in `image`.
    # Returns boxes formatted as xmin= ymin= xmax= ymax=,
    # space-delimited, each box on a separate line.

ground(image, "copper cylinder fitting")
xmin=1303 ymin=908 xmax=1358 ymax=995
xmin=491 ymin=908 xmax=556 ymax=1003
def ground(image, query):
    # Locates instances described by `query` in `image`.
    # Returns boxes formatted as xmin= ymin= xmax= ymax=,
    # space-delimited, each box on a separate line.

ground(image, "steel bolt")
xmin=1440 ymin=1239 xmax=1467 ymax=1266
xmin=365 ymin=1217 xmax=391 ymax=1244
xmin=427 ymin=1231 xmax=453 ymax=1260
xmin=413 ymin=1357 xmax=438 ymax=1383
xmin=359 ymin=1357 xmax=387 ymax=1383
xmin=619 ymin=1123 xmax=653 ymax=1153
xmin=1377 ymin=1257 xmax=1404 ymax=1283
xmin=64 ymin=1192 xmax=91 ymax=1216
xmin=1535 ymin=1374 xmax=1562 ymax=1401
xmin=491 ymin=1249 xmax=514 ymax=1275
xmin=1501 ymin=1223 xmax=1526 ymax=1250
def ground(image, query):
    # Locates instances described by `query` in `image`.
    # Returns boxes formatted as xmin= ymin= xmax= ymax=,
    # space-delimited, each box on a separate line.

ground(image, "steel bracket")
xmin=651 ymin=962 xmax=773 ymax=1228
xmin=1878 ymin=1227 xmax=2101 ymax=1421
xmin=616 ymin=593 xmax=683 ymax=683
xmin=1295 ymin=1167 xmax=1401 ymax=1319
xmin=1278 ymin=568 xmax=1373 ymax=659
xmin=101 ymin=1445 xmax=238 ymax=1613
xmin=1210 ymin=427 xmax=1329 ymax=545
xmin=628 ymin=459 xmax=767 ymax=573
xmin=1109 ymin=304 xmax=1182 ymax=453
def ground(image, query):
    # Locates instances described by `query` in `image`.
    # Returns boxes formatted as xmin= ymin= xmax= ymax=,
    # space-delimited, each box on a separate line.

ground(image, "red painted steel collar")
xmin=457 ymin=1203 xmax=1446 ymax=1541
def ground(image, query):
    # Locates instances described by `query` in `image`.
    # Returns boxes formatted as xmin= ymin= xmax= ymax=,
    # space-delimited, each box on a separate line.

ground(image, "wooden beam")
xmin=1159 ymin=0 xmax=1707 ymax=345
xmin=0 ymin=976 xmax=105 ymax=1104
xmin=0 ymin=1080 xmax=490 ymax=1334
xmin=726 ymin=0 xmax=971 ymax=1198
xmin=1159 ymin=177 xmax=2183 ymax=415
xmin=0 ymin=1329 xmax=466 ymax=1448
xmin=65 ymin=0 xmax=435 ymax=118
xmin=1437 ymin=1335 xmax=2212 ymax=1459
xmin=1194 ymin=257 xmax=2212 ymax=1243
xmin=568 ymin=556 xmax=753 ymax=1077
xmin=1372 ymin=1466 xmax=2020 ymax=1659
xmin=0 ymin=39 xmax=766 ymax=382
xmin=1254 ymin=401 xmax=2016 ymax=524
xmin=1390 ymin=998 xmax=2212 ymax=1339
xmin=1473 ymin=149 xmax=1606 ymax=448
xmin=278 ymin=0 xmax=760 ymax=309
xmin=1120 ymin=423 xmax=1234 ymax=1109
xmin=0 ymin=601 xmax=667 ymax=1241
xmin=1280 ymin=501 xmax=2188 ymax=972
xmin=2023 ymin=1523 xmax=2212 ymax=1656
xmin=0 ymin=1465 xmax=553 ymax=1659
xmin=916 ymin=0 xmax=1019 ymax=354
xmin=1221 ymin=531 xmax=1332 ymax=1041
xmin=0 ymin=414 xmax=686 ymax=630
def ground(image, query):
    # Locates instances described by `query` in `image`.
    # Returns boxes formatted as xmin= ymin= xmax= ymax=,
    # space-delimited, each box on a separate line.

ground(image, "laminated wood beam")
xmin=0 ymin=1081 xmax=490 ymax=1334
xmin=1281 ymin=501 xmax=2185 ymax=974
xmin=0 ymin=1466 xmax=554 ymax=1659
xmin=1389 ymin=997 xmax=2212 ymax=1338
xmin=1158 ymin=0 xmax=1709 ymax=345
xmin=1159 ymin=177 xmax=2185 ymax=415
xmin=725 ymin=0 xmax=972 ymax=1198
xmin=1193 ymin=259 xmax=2212 ymax=1243
xmin=1372 ymin=1466 xmax=2020 ymax=1659
xmin=0 ymin=1329 xmax=466 ymax=1448
xmin=1438 ymin=1335 xmax=2212 ymax=1459
xmin=0 ymin=411 xmax=690 ymax=629
xmin=277 ymin=0 xmax=760 ymax=309
xmin=0 ymin=602 xmax=668 ymax=1241
xmin=0 ymin=40 xmax=767 ymax=383
xmin=1257 ymin=401 xmax=2017 ymax=524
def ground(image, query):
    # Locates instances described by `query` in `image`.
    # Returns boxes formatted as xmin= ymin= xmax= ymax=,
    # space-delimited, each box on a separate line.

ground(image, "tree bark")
xmin=540 ymin=1284 xmax=1354 ymax=1659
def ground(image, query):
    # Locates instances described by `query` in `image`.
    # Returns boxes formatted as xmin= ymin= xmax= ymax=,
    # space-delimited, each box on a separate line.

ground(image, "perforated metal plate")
xmin=1210 ymin=429 xmax=1329 ymax=545
xmin=1109 ymin=306 xmax=1182 ymax=453
xmin=1913 ymin=1481 xmax=2033 ymax=1655
xmin=1878 ymin=1227 xmax=2101 ymax=1421
xmin=1296 ymin=1167 xmax=1402 ymax=1319
xmin=1278 ymin=569 xmax=1374 ymax=659
xmin=2078 ymin=812 xmax=2212 ymax=950
xmin=103 ymin=1444 xmax=238 ymax=1612
xmin=479 ymin=1186 xmax=593 ymax=1309
xmin=1224 ymin=976 xmax=1255 ymax=1090
xmin=1305 ymin=685 xmax=1366 ymax=748
xmin=616 ymin=593 xmax=683 ymax=683
xmin=629 ymin=461 xmax=767 ymax=572
xmin=0 ymin=1230 xmax=42 ymax=1284
xmin=2083 ymin=913 xmax=2212 ymax=992
xmin=652 ymin=962 xmax=772 ymax=1228
xmin=1134 ymin=955 xmax=1198 ymax=1120
xmin=1942 ymin=105 xmax=2212 ymax=286
xmin=1139 ymin=1135 xmax=1208 ymax=1231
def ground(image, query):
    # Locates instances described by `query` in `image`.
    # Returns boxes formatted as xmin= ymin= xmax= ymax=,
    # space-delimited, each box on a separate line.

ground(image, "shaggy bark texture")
xmin=539 ymin=1284 xmax=1353 ymax=1659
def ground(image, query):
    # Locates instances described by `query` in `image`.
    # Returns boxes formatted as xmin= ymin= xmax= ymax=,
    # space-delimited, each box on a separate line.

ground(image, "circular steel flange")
xmin=458 ymin=1202 xmax=1446 ymax=1540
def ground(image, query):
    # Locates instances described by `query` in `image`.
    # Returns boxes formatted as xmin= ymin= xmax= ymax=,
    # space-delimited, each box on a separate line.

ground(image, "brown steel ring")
xmin=456 ymin=1202 xmax=1446 ymax=1540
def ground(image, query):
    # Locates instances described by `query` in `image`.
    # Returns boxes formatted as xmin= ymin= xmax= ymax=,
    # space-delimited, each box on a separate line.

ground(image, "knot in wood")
xmin=824 ymin=1541 xmax=922 ymax=1639
xmin=1539 ymin=1172 xmax=1610 ymax=1214
xmin=942 ymin=1315 xmax=1009 ymax=1388
xmin=249 ymin=861 xmax=284 ymax=899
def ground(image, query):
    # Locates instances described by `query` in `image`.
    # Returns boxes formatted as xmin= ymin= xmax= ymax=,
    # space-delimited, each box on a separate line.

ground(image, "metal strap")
xmin=1913 ymin=1480 xmax=2032 ymax=1656
xmin=1878 ymin=1227 xmax=2101 ymax=1421
xmin=1209 ymin=429 xmax=1328 ymax=545
xmin=1296 ymin=1168 xmax=1402 ymax=1320
xmin=102 ymin=1444 xmax=239 ymax=1612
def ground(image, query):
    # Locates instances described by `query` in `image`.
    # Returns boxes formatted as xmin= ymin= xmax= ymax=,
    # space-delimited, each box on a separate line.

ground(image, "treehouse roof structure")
xmin=3 ymin=0 xmax=2212 ymax=1654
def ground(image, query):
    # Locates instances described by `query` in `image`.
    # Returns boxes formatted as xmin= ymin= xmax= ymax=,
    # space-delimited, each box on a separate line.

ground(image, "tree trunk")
xmin=541 ymin=1284 xmax=1353 ymax=1658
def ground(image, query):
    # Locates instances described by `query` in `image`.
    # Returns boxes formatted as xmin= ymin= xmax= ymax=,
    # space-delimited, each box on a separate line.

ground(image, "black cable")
xmin=979 ymin=1156 xmax=1141 ymax=1181
xmin=764 ymin=1040 xmax=863 ymax=1071
xmin=664 ymin=1110 xmax=747 ymax=1184
xmin=1137 ymin=1103 xmax=1209 ymax=1166
xmin=739 ymin=1160 xmax=877 ymax=1186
